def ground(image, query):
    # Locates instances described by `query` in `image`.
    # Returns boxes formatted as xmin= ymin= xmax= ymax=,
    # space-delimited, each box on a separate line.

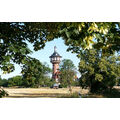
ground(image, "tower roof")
xmin=49 ymin=46 xmax=62 ymax=58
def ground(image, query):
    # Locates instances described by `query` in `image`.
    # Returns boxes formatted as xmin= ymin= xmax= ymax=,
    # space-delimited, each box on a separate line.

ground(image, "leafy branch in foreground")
xmin=0 ymin=22 xmax=120 ymax=74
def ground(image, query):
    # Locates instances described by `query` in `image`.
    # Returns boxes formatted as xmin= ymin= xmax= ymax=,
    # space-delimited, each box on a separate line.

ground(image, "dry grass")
xmin=3 ymin=87 xmax=89 ymax=98
xmin=3 ymin=86 xmax=120 ymax=98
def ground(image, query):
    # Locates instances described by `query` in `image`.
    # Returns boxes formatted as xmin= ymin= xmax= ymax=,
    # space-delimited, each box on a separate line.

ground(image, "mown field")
xmin=3 ymin=87 xmax=89 ymax=98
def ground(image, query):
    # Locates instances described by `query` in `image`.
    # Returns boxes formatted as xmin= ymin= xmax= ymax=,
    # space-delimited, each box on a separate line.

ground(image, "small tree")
xmin=59 ymin=59 xmax=77 ymax=93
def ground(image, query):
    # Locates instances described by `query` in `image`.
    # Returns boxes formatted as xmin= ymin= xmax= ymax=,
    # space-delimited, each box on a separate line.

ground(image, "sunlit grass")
xmin=4 ymin=87 xmax=84 ymax=98
xmin=3 ymin=86 xmax=120 ymax=98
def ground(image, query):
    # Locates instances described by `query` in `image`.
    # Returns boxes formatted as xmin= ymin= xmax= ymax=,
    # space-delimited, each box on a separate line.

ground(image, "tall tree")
xmin=21 ymin=57 xmax=51 ymax=87
xmin=79 ymin=49 xmax=120 ymax=93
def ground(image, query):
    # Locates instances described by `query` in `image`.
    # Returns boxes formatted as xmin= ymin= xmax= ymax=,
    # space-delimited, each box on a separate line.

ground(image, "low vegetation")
xmin=58 ymin=92 xmax=80 ymax=98
xmin=0 ymin=88 xmax=9 ymax=98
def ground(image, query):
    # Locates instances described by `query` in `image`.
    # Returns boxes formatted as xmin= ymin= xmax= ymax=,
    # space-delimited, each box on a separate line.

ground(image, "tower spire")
xmin=54 ymin=46 xmax=57 ymax=52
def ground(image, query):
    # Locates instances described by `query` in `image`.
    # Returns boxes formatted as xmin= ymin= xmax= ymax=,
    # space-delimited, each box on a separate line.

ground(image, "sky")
xmin=0 ymin=38 xmax=80 ymax=79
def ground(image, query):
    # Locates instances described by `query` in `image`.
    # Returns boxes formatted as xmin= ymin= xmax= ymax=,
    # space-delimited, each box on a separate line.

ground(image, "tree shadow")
xmin=85 ymin=88 xmax=120 ymax=98
xmin=6 ymin=93 xmax=67 ymax=98
xmin=102 ymin=89 xmax=120 ymax=98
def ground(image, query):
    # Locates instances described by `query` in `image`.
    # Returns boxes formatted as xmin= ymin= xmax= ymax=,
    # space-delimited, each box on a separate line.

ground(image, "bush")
xmin=0 ymin=88 xmax=9 ymax=98
xmin=60 ymin=83 xmax=67 ymax=88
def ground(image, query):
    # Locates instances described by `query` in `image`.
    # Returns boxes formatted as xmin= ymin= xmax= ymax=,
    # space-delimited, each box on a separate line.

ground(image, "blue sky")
xmin=0 ymin=38 xmax=80 ymax=79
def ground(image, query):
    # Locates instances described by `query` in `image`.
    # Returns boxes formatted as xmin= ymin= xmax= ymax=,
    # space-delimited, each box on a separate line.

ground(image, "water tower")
xmin=49 ymin=46 xmax=62 ymax=83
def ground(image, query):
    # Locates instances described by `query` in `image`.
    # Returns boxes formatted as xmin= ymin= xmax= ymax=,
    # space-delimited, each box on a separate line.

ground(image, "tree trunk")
xmin=69 ymin=85 xmax=72 ymax=94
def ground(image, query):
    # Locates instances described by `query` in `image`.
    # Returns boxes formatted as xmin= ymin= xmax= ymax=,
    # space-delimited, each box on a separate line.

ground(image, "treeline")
xmin=0 ymin=75 xmax=53 ymax=88
xmin=0 ymin=54 xmax=119 ymax=93
xmin=0 ymin=57 xmax=54 ymax=88
xmin=0 ymin=58 xmax=79 ymax=88
xmin=0 ymin=75 xmax=79 ymax=88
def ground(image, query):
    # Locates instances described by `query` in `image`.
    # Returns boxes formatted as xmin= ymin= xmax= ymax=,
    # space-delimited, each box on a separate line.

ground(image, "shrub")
xmin=0 ymin=88 xmax=9 ymax=98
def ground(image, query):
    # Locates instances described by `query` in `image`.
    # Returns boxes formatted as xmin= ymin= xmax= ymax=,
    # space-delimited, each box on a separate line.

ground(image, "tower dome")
xmin=49 ymin=46 xmax=62 ymax=63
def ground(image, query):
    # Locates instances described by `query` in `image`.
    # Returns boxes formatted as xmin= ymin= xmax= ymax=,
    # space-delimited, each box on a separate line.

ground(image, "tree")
xmin=0 ymin=78 xmax=8 ymax=87
xmin=1 ymin=22 xmax=120 ymax=74
xmin=0 ymin=22 xmax=62 ymax=73
xmin=21 ymin=57 xmax=51 ymax=88
xmin=7 ymin=76 xmax=23 ymax=87
xmin=60 ymin=22 xmax=120 ymax=56
xmin=59 ymin=59 xmax=77 ymax=92
xmin=79 ymin=49 xmax=120 ymax=93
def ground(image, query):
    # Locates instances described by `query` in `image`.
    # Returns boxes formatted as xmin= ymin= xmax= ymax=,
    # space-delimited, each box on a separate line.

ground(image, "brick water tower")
xmin=49 ymin=46 xmax=62 ymax=83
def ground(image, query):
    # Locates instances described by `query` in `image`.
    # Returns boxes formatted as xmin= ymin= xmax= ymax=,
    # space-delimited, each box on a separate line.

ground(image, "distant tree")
xmin=38 ymin=76 xmax=53 ymax=87
xmin=59 ymin=59 xmax=77 ymax=92
xmin=21 ymin=57 xmax=51 ymax=88
xmin=79 ymin=49 xmax=120 ymax=93
xmin=7 ymin=76 xmax=23 ymax=87
xmin=0 ymin=78 xmax=8 ymax=87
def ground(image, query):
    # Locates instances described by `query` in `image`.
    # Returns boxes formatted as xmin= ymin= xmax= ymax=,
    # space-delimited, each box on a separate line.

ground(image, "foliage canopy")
xmin=59 ymin=59 xmax=77 ymax=89
xmin=0 ymin=22 xmax=120 ymax=73
xmin=79 ymin=49 xmax=120 ymax=93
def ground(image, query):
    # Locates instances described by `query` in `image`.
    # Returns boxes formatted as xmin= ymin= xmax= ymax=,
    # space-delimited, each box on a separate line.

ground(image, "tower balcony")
xmin=50 ymin=59 xmax=61 ymax=63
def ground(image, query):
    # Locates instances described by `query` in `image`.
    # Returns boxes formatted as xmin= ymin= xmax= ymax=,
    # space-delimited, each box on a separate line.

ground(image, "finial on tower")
xmin=54 ymin=46 xmax=57 ymax=52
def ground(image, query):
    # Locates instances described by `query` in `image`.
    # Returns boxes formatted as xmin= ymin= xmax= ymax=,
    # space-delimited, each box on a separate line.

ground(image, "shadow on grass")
xmin=58 ymin=92 xmax=80 ymax=98
xmin=83 ymin=88 xmax=120 ymax=98
xmin=102 ymin=89 xmax=120 ymax=98
xmin=4 ymin=88 xmax=120 ymax=98
xmin=5 ymin=93 xmax=68 ymax=98
xmin=58 ymin=89 xmax=120 ymax=98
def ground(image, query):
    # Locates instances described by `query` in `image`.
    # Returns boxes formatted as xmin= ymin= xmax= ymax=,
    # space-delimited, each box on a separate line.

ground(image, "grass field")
xmin=3 ymin=87 xmax=89 ymax=98
xmin=3 ymin=86 xmax=120 ymax=98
